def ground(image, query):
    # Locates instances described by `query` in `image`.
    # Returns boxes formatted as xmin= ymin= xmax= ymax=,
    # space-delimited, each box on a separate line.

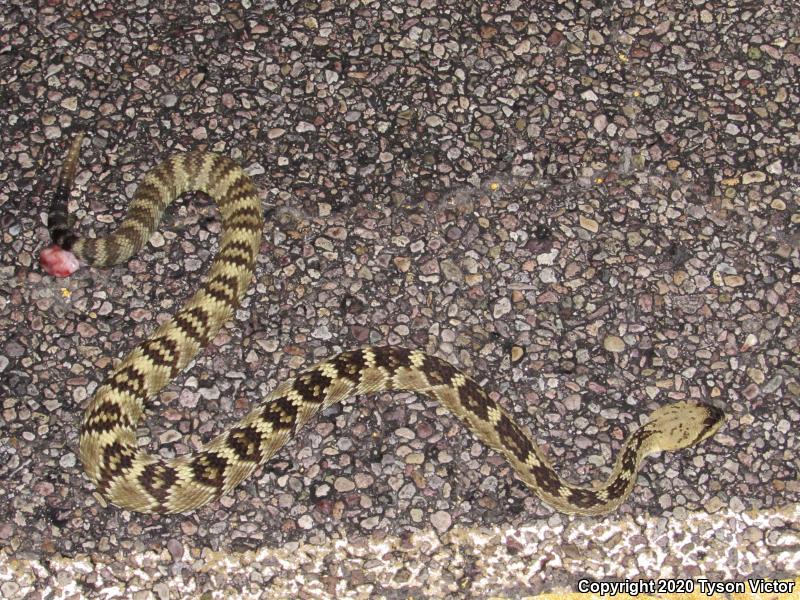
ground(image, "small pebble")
xmin=603 ymin=335 xmax=626 ymax=353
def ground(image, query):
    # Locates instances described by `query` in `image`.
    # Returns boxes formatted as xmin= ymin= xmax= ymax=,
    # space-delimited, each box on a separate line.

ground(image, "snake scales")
xmin=41 ymin=135 xmax=724 ymax=515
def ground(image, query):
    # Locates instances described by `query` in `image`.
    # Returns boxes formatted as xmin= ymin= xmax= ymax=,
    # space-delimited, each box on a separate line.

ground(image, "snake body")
xmin=42 ymin=136 xmax=724 ymax=515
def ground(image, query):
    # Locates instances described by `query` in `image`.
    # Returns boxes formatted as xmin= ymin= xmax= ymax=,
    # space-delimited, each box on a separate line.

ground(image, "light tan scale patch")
xmin=173 ymin=318 xmax=211 ymax=350
xmin=392 ymin=366 xmax=430 ymax=392
xmin=317 ymin=363 xmax=357 ymax=407
xmin=81 ymin=427 xmax=137 ymax=482
xmin=172 ymin=461 xmax=197 ymax=487
xmin=485 ymin=405 xmax=504 ymax=427
xmin=127 ymin=219 xmax=150 ymax=236
xmin=141 ymin=174 xmax=176 ymax=206
xmin=84 ymin=423 xmax=137 ymax=451
xmin=190 ymin=290 xmax=232 ymax=332
xmin=218 ymin=188 xmax=258 ymax=221
xmin=282 ymin=386 xmax=305 ymax=407
xmin=93 ymin=238 xmax=110 ymax=262
xmin=168 ymin=479 xmax=220 ymax=514
xmin=281 ymin=388 xmax=317 ymax=425
xmin=108 ymin=476 xmax=159 ymax=512
xmin=134 ymin=193 xmax=167 ymax=221
xmin=269 ymin=379 xmax=301 ymax=401
xmin=220 ymin=463 xmax=255 ymax=492
xmin=157 ymin=325 xmax=202 ymax=369
xmin=361 ymin=347 xmax=378 ymax=368
xmin=166 ymin=156 xmax=190 ymax=194
xmin=128 ymin=353 xmax=173 ymax=395
xmin=226 ymin=219 xmax=262 ymax=240
xmin=197 ymin=154 xmax=219 ymax=191
xmin=247 ymin=415 xmax=280 ymax=443
xmin=219 ymin=223 xmax=253 ymax=239
xmin=143 ymin=183 xmax=170 ymax=210
xmin=101 ymin=382 xmax=145 ymax=417
xmin=449 ymin=372 xmax=467 ymax=389
xmin=102 ymin=370 xmax=148 ymax=413
xmin=219 ymin=235 xmax=257 ymax=258
xmin=234 ymin=234 xmax=260 ymax=257
xmin=206 ymin=438 xmax=256 ymax=487
xmin=83 ymin=394 xmax=128 ymax=427
xmin=205 ymin=278 xmax=239 ymax=308
xmin=259 ymin=429 xmax=294 ymax=460
xmin=524 ymin=452 xmax=542 ymax=470
xmin=408 ymin=349 xmax=429 ymax=368
xmin=356 ymin=367 xmax=392 ymax=394
xmin=323 ymin=377 xmax=357 ymax=408
xmin=432 ymin=375 xmax=476 ymax=418
xmin=208 ymin=162 xmax=244 ymax=202
xmin=429 ymin=384 xmax=462 ymax=414
xmin=143 ymin=335 xmax=181 ymax=365
xmin=558 ymin=486 xmax=574 ymax=499
xmin=317 ymin=361 xmax=341 ymax=381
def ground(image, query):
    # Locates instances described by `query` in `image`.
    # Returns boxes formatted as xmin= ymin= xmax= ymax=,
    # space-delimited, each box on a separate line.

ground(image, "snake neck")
xmin=510 ymin=425 xmax=657 ymax=516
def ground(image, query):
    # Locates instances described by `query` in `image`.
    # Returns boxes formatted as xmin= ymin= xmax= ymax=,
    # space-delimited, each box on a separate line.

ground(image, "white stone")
xmin=593 ymin=114 xmax=607 ymax=131
xmin=430 ymin=510 xmax=452 ymax=532
xmin=493 ymin=297 xmax=512 ymax=318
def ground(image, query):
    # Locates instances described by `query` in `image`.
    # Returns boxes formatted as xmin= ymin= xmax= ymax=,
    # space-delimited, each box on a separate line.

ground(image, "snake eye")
xmin=690 ymin=404 xmax=724 ymax=445
xmin=703 ymin=405 xmax=725 ymax=435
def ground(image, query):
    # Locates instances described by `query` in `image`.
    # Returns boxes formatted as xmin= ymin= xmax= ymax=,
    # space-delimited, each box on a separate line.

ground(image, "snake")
xmin=40 ymin=134 xmax=725 ymax=516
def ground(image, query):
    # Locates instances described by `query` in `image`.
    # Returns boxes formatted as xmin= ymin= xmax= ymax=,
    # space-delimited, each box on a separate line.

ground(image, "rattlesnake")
xmin=40 ymin=135 xmax=725 ymax=515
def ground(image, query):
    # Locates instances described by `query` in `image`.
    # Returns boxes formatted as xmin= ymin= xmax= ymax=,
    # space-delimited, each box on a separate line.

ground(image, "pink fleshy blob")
xmin=39 ymin=245 xmax=81 ymax=277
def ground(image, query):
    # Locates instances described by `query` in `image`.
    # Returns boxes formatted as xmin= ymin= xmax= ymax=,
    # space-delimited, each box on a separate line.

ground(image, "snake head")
xmin=40 ymin=244 xmax=81 ymax=277
xmin=646 ymin=401 xmax=725 ymax=452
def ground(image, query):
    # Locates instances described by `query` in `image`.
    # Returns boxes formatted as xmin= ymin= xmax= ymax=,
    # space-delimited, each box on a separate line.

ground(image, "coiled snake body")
xmin=41 ymin=136 xmax=724 ymax=515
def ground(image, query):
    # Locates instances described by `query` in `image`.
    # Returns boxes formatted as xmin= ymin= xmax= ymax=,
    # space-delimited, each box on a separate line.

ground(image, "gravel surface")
xmin=1 ymin=0 xmax=798 ymax=598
